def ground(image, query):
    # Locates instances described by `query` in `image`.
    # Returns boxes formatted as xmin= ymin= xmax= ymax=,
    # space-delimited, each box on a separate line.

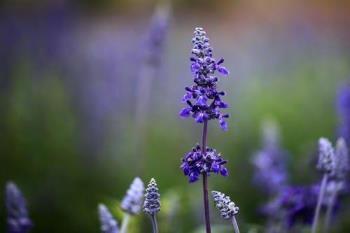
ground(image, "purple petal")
xmin=218 ymin=66 xmax=229 ymax=76
xmin=219 ymin=119 xmax=228 ymax=131
xmin=220 ymin=167 xmax=228 ymax=176
xmin=179 ymin=108 xmax=191 ymax=118
xmin=196 ymin=95 xmax=207 ymax=106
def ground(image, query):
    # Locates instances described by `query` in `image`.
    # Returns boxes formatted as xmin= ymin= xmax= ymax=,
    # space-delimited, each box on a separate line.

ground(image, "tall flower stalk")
xmin=324 ymin=138 xmax=349 ymax=232
xmin=5 ymin=182 xmax=33 ymax=233
xmin=212 ymin=191 xmax=240 ymax=233
xmin=180 ymin=27 xmax=230 ymax=233
xmin=120 ymin=177 xmax=144 ymax=233
xmin=143 ymin=178 xmax=161 ymax=233
xmin=311 ymin=138 xmax=335 ymax=233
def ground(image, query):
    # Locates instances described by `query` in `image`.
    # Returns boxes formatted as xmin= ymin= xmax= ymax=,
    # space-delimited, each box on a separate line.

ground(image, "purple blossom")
xmin=317 ymin=138 xmax=335 ymax=174
xmin=262 ymin=185 xmax=321 ymax=228
xmin=98 ymin=204 xmax=119 ymax=233
xmin=179 ymin=27 xmax=229 ymax=131
xmin=120 ymin=177 xmax=145 ymax=215
xmin=5 ymin=182 xmax=33 ymax=233
xmin=180 ymin=144 xmax=228 ymax=182
xmin=252 ymin=121 xmax=288 ymax=194
xmin=143 ymin=178 xmax=161 ymax=215
xmin=337 ymin=84 xmax=350 ymax=145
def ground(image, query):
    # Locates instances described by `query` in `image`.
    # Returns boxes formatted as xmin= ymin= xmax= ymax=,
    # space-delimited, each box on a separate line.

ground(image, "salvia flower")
xmin=317 ymin=138 xmax=335 ymax=174
xmin=98 ymin=204 xmax=119 ymax=233
xmin=252 ymin=121 xmax=288 ymax=194
xmin=337 ymin=84 xmax=350 ymax=145
xmin=180 ymin=144 xmax=228 ymax=183
xmin=212 ymin=191 xmax=239 ymax=220
xmin=143 ymin=178 xmax=161 ymax=215
xmin=331 ymin=138 xmax=349 ymax=180
xmin=5 ymin=182 xmax=33 ymax=233
xmin=120 ymin=177 xmax=145 ymax=215
xmin=179 ymin=27 xmax=229 ymax=130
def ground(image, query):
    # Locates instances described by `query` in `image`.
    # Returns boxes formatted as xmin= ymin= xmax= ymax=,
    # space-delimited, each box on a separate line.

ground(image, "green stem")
xmin=150 ymin=214 xmax=159 ymax=233
xmin=231 ymin=216 xmax=240 ymax=233
xmin=311 ymin=174 xmax=328 ymax=233
xmin=120 ymin=213 xmax=130 ymax=233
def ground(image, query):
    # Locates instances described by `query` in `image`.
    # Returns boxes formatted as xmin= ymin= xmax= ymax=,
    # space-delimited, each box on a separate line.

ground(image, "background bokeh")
xmin=1 ymin=0 xmax=350 ymax=232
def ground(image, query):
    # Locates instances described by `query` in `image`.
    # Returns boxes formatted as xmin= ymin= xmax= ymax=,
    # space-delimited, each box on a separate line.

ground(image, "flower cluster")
xmin=252 ymin=121 xmax=288 ymax=194
xmin=262 ymin=185 xmax=320 ymax=228
xmin=212 ymin=191 xmax=239 ymax=220
xmin=143 ymin=178 xmax=161 ymax=215
xmin=120 ymin=177 xmax=145 ymax=215
xmin=6 ymin=182 xmax=33 ymax=233
xmin=317 ymin=138 xmax=335 ymax=174
xmin=98 ymin=204 xmax=119 ymax=233
xmin=337 ymin=85 xmax=350 ymax=145
xmin=331 ymin=138 xmax=349 ymax=180
xmin=180 ymin=144 xmax=228 ymax=182
xmin=179 ymin=27 xmax=229 ymax=130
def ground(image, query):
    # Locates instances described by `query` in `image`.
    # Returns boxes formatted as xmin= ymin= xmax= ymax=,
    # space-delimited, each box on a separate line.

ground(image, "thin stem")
xmin=311 ymin=174 xmax=329 ymax=233
xmin=231 ymin=216 xmax=240 ymax=233
xmin=324 ymin=190 xmax=337 ymax=233
xmin=120 ymin=213 xmax=130 ymax=233
xmin=150 ymin=214 xmax=159 ymax=233
xmin=201 ymin=120 xmax=211 ymax=233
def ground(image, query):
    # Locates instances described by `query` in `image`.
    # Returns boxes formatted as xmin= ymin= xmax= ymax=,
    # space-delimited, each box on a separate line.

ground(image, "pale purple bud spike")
xmin=211 ymin=191 xmax=239 ymax=220
xmin=98 ymin=204 xmax=119 ymax=233
xmin=317 ymin=138 xmax=335 ymax=173
xmin=332 ymin=138 xmax=349 ymax=180
xmin=6 ymin=182 xmax=33 ymax=233
xmin=143 ymin=178 xmax=161 ymax=215
xmin=120 ymin=177 xmax=145 ymax=215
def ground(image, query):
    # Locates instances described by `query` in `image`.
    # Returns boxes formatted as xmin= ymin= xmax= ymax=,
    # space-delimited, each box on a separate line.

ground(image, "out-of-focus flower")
xmin=143 ymin=178 xmax=161 ymax=215
xmin=262 ymin=185 xmax=321 ymax=228
xmin=337 ymin=84 xmax=350 ymax=145
xmin=252 ymin=121 xmax=288 ymax=194
xmin=212 ymin=191 xmax=239 ymax=220
xmin=180 ymin=144 xmax=228 ymax=183
xmin=317 ymin=138 xmax=335 ymax=174
xmin=98 ymin=204 xmax=119 ymax=233
xmin=331 ymin=138 xmax=349 ymax=180
xmin=5 ymin=182 xmax=33 ymax=233
xmin=120 ymin=177 xmax=145 ymax=215
xmin=179 ymin=27 xmax=229 ymax=130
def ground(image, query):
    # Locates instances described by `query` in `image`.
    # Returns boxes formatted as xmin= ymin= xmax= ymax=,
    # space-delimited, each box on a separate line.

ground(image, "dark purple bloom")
xmin=262 ymin=185 xmax=321 ymax=228
xmin=180 ymin=144 xmax=228 ymax=182
xmin=179 ymin=27 xmax=229 ymax=131
xmin=252 ymin=122 xmax=288 ymax=194
xmin=5 ymin=182 xmax=33 ymax=233
xmin=98 ymin=204 xmax=119 ymax=233
xmin=337 ymin=84 xmax=350 ymax=145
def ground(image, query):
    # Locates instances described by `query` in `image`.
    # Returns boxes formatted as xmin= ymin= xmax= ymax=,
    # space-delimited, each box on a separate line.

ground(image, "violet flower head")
xmin=179 ymin=27 xmax=230 ymax=130
xmin=5 ymin=182 xmax=33 ymax=233
xmin=143 ymin=178 xmax=161 ymax=215
xmin=262 ymin=185 xmax=320 ymax=228
xmin=143 ymin=4 xmax=170 ymax=66
xmin=180 ymin=144 xmax=228 ymax=183
xmin=337 ymin=84 xmax=350 ymax=145
xmin=317 ymin=138 xmax=335 ymax=174
xmin=252 ymin=121 xmax=288 ymax=194
xmin=212 ymin=191 xmax=239 ymax=220
xmin=98 ymin=204 xmax=119 ymax=233
xmin=331 ymin=138 xmax=349 ymax=180
xmin=120 ymin=177 xmax=145 ymax=215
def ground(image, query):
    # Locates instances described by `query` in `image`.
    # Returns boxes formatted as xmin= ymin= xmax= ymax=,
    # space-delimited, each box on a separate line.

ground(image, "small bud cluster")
xmin=143 ymin=178 xmax=161 ymax=215
xmin=317 ymin=138 xmax=335 ymax=173
xmin=212 ymin=191 xmax=239 ymax=220
xmin=120 ymin=177 xmax=145 ymax=215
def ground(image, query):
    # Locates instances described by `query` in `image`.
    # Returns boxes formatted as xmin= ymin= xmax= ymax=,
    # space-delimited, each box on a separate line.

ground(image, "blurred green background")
xmin=1 ymin=0 xmax=350 ymax=232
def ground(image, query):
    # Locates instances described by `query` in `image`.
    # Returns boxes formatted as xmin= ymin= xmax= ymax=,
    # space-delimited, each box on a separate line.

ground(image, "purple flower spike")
xmin=5 ymin=182 xmax=33 ymax=233
xmin=337 ymin=84 xmax=350 ymax=145
xmin=180 ymin=27 xmax=230 ymax=131
xmin=180 ymin=144 xmax=228 ymax=182
xmin=98 ymin=204 xmax=119 ymax=233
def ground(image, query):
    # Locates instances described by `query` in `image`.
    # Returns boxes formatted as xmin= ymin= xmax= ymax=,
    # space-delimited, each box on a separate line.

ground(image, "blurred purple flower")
xmin=120 ymin=177 xmax=144 ymax=215
xmin=181 ymin=144 xmax=228 ymax=183
xmin=262 ymin=185 xmax=320 ymax=228
xmin=98 ymin=204 xmax=119 ymax=233
xmin=337 ymin=84 xmax=350 ymax=145
xmin=252 ymin=121 xmax=288 ymax=194
xmin=5 ymin=182 xmax=33 ymax=233
xmin=179 ymin=27 xmax=229 ymax=131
